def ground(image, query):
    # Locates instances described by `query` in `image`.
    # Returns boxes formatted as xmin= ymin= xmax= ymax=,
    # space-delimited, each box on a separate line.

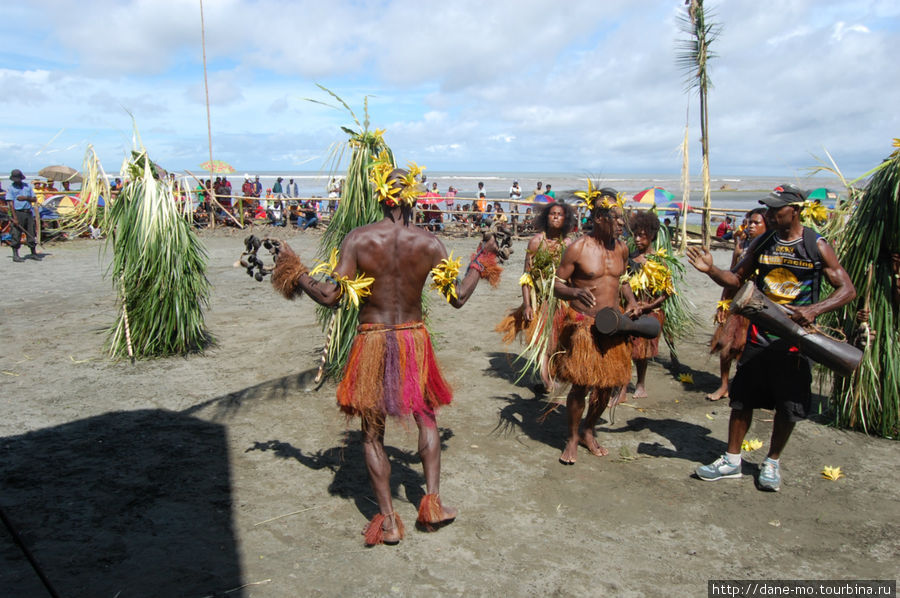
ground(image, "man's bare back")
xmin=340 ymin=219 xmax=444 ymax=325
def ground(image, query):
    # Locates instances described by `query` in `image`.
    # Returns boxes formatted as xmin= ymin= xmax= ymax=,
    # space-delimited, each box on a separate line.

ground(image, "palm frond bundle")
xmin=821 ymin=147 xmax=900 ymax=438
xmin=58 ymin=145 xmax=112 ymax=235
xmin=513 ymin=245 xmax=563 ymax=383
xmin=655 ymin=224 xmax=702 ymax=360
xmin=105 ymin=149 xmax=211 ymax=358
xmin=310 ymin=88 xmax=393 ymax=377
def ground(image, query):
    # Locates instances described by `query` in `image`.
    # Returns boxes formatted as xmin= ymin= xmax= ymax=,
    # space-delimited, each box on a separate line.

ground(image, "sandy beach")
xmin=1 ymin=229 xmax=897 ymax=598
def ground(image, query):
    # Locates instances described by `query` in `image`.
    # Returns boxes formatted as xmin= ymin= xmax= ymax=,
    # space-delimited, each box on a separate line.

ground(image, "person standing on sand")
xmin=496 ymin=201 xmax=576 ymax=392
xmin=4 ymin=169 xmax=43 ymax=262
xmin=687 ymin=184 xmax=855 ymax=491
xmin=616 ymin=210 xmax=672 ymax=402
xmin=706 ymin=207 xmax=768 ymax=402
xmin=267 ymin=161 xmax=503 ymax=545
xmin=552 ymin=187 xmax=638 ymax=465
xmin=545 ymin=183 xmax=556 ymax=199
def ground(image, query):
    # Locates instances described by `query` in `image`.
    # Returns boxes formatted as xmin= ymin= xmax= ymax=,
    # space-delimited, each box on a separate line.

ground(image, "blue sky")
xmin=1 ymin=0 xmax=898 ymax=177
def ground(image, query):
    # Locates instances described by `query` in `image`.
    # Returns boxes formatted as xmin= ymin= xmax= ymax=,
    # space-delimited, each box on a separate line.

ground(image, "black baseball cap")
xmin=760 ymin=184 xmax=806 ymax=208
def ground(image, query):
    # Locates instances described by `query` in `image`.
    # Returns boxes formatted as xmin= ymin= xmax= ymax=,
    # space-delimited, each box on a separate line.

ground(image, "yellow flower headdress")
xmin=573 ymin=180 xmax=624 ymax=211
xmin=369 ymin=150 xmax=426 ymax=207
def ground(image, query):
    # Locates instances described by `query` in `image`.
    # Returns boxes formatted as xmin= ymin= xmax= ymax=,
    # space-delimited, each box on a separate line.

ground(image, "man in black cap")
xmin=686 ymin=184 xmax=855 ymax=491
xmin=3 ymin=169 xmax=43 ymax=262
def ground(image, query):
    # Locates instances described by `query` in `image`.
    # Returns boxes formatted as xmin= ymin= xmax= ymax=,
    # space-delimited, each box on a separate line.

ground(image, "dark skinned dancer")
xmin=687 ymin=184 xmax=855 ymax=491
xmin=496 ymin=201 xmax=576 ymax=391
xmin=268 ymin=163 xmax=502 ymax=544
xmin=552 ymin=188 xmax=638 ymax=464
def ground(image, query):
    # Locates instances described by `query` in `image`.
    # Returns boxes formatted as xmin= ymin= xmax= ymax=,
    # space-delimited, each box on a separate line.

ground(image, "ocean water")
xmin=226 ymin=170 xmax=843 ymax=222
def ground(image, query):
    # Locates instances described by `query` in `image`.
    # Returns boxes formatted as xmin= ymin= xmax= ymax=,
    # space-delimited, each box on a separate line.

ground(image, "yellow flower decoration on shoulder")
xmin=629 ymin=250 xmax=674 ymax=296
xmin=430 ymin=252 xmax=462 ymax=302
xmin=716 ymin=299 xmax=732 ymax=312
xmin=519 ymin=272 xmax=534 ymax=288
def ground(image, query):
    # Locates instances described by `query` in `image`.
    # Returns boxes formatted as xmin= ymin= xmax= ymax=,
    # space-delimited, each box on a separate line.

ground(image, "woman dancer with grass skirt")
xmin=707 ymin=207 xmax=768 ymax=401
xmin=617 ymin=211 xmax=673 ymax=401
xmin=495 ymin=201 xmax=576 ymax=391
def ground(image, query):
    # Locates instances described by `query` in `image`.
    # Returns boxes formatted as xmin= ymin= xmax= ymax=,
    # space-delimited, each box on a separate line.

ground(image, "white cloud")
xmin=0 ymin=0 xmax=898 ymax=175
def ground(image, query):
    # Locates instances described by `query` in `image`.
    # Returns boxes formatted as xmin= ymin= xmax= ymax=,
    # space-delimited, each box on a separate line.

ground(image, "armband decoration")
xmin=716 ymin=299 xmax=732 ymax=312
xmin=271 ymin=253 xmax=309 ymax=300
xmin=468 ymin=246 xmax=503 ymax=288
xmin=309 ymin=247 xmax=374 ymax=309
xmin=519 ymin=272 xmax=534 ymax=288
xmin=430 ymin=252 xmax=462 ymax=303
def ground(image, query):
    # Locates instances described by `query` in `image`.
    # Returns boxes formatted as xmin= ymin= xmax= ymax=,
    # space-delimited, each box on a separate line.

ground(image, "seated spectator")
xmin=298 ymin=201 xmax=319 ymax=230
xmin=716 ymin=216 xmax=734 ymax=241
xmin=268 ymin=200 xmax=286 ymax=226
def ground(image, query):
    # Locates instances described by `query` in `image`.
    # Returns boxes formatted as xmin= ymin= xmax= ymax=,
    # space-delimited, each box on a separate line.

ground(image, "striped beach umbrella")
xmin=632 ymin=186 xmax=675 ymax=205
xmin=199 ymin=160 xmax=235 ymax=174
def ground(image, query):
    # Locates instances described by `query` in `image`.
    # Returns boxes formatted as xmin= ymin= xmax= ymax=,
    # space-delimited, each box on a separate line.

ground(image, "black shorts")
xmin=729 ymin=346 xmax=811 ymax=422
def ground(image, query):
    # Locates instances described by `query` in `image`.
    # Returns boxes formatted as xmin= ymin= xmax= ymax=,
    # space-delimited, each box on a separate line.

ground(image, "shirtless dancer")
xmin=269 ymin=164 xmax=501 ymax=544
xmin=552 ymin=188 xmax=638 ymax=464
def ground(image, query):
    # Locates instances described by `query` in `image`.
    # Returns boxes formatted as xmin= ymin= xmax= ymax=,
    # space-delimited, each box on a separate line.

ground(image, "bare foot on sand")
xmin=632 ymin=384 xmax=648 ymax=399
xmin=559 ymin=439 xmax=579 ymax=465
xmin=578 ymin=428 xmax=609 ymax=457
xmin=706 ymin=386 xmax=728 ymax=401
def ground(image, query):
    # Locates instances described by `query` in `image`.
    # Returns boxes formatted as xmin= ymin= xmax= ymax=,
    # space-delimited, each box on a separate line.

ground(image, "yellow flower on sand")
xmin=430 ymin=253 xmax=462 ymax=303
xmin=679 ymin=373 xmax=693 ymax=384
xmin=821 ymin=466 xmax=844 ymax=481
xmin=310 ymin=248 xmax=340 ymax=277
xmin=741 ymin=438 xmax=763 ymax=452
xmin=519 ymin=272 xmax=534 ymax=288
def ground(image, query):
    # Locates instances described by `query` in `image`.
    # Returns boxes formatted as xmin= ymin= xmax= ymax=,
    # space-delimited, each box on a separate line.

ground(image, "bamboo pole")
xmin=199 ymin=0 xmax=215 ymax=229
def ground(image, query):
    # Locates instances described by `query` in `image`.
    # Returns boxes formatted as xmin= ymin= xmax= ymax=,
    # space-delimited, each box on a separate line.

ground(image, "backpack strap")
xmin=802 ymin=226 xmax=823 ymax=303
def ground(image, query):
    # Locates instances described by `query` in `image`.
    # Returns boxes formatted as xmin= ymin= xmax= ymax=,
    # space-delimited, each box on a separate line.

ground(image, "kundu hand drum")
xmin=592 ymin=307 xmax=661 ymax=339
xmin=730 ymin=282 xmax=863 ymax=377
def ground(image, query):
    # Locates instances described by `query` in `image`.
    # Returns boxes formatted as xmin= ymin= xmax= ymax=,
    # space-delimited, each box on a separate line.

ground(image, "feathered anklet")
xmin=363 ymin=512 xmax=404 ymax=546
xmin=416 ymin=494 xmax=455 ymax=531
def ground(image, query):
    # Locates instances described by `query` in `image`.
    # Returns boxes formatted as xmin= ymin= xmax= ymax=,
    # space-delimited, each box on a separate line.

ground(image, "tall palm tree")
xmin=677 ymin=0 xmax=721 ymax=248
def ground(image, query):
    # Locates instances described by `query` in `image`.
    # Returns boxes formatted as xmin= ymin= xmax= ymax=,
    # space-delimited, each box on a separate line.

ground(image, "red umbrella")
xmin=417 ymin=191 xmax=443 ymax=205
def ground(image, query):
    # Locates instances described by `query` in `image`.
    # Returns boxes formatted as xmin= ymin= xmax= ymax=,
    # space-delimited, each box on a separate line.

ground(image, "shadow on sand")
xmin=0 ymin=409 xmax=243 ymax=598
xmin=246 ymin=428 xmax=454 ymax=520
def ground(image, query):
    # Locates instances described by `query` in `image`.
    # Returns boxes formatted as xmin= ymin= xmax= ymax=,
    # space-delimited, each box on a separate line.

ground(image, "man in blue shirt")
xmin=3 ymin=169 xmax=43 ymax=262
